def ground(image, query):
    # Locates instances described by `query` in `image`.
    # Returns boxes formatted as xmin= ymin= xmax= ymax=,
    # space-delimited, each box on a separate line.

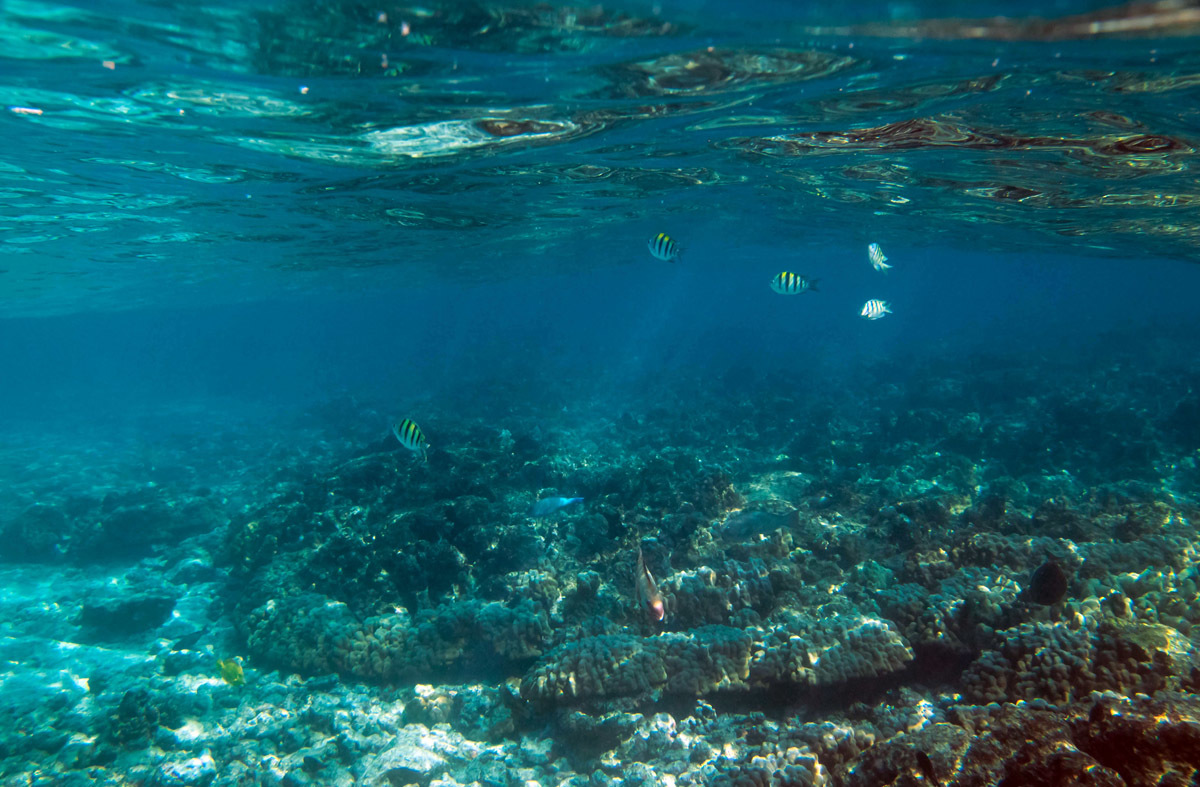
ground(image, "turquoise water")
xmin=4 ymin=0 xmax=1200 ymax=318
xmin=3 ymin=2 xmax=1200 ymax=785
xmin=4 ymin=0 xmax=1200 ymax=418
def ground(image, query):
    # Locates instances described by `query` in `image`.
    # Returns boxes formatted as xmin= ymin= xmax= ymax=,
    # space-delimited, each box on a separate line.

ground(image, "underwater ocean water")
xmin=5 ymin=0 xmax=1200 ymax=784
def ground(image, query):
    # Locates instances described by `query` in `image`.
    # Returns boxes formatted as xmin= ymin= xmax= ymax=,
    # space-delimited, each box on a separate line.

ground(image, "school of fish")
xmin=652 ymin=233 xmax=897 ymax=319
xmin=367 ymin=234 xmax=901 ymax=648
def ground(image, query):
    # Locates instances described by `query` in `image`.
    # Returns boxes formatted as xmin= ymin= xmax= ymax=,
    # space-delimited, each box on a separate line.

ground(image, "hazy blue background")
xmin=3 ymin=242 xmax=1197 ymax=433
xmin=3 ymin=0 xmax=1200 ymax=437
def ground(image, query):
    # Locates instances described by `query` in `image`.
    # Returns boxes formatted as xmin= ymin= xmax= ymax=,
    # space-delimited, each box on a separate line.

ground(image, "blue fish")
xmin=528 ymin=496 xmax=583 ymax=517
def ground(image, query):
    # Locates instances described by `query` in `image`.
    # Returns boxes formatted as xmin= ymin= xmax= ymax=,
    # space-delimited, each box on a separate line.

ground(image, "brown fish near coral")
xmin=1028 ymin=560 xmax=1070 ymax=605
xmin=916 ymin=751 xmax=941 ymax=787
xmin=634 ymin=547 xmax=665 ymax=622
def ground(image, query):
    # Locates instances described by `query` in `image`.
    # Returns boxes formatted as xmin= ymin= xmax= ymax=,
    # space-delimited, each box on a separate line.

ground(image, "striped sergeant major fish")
xmin=861 ymin=299 xmax=891 ymax=320
xmin=634 ymin=547 xmax=665 ymax=622
xmin=392 ymin=418 xmax=428 ymax=460
xmin=647 ymin=232 xmax=681 ymax=262
xmin=868 ymin=242 xmax=891 ymax=272
xmin=770 ymin=271 xmax=819 ymax=294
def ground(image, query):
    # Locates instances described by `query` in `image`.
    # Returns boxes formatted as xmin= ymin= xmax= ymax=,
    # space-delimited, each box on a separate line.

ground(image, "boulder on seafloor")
xmin=553 ymin=709 xmax=642 ymax=762
xmin=152 ymin=750 xmax=217 ymax=787
xmin=1 ymin=489 xmax=227 ymax=564
xmin=242 ymin=590 xmax=552 ymax=682
xmin=520 ymin=615 xmax=913 ymax=704
xmin=95 ymin=492 xmax=225 ymax=560
xmin=362 ymin=744 xmax=445 ymax=786
xmin=0 ymin=503 xmax=74 ymax=562
xmin=360 ymin=725 xmax=481 ymax=787
xmin=106 ymin=689 xmax=160 ymax=748
xmin=455 ymin=685 xmax=518 ymax=742
xmin=78 ymin=592 xmax=177 ymax=637
xmin=399 ymin=684 xmax=519 ymax=743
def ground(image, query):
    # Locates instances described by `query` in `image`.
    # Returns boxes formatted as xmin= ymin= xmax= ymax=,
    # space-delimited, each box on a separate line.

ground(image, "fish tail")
xmin=807 ymin=278 xmax=819 ymax=292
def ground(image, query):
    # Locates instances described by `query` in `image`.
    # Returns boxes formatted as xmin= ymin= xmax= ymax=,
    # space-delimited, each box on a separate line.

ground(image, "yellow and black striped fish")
xmin=770 ymin=271 xmax=819 ymax=295
xmin=392 ymin=418 xmax=428 ymax=454
xmin=647 ymin=232 xmax=681 ymax=262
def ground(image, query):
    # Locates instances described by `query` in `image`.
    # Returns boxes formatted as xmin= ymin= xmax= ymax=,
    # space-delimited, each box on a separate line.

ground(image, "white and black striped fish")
xmin=392 ymin=418 xmax=428 ymax=455
xmin=647 ymin=232 xmax=681 ymax=262
xmin=868 ymin=243 xmax=891 ymax=272
xmin=770 ymin=271 xmax=819 ymax=295
xmin=860 ymin=299 xmax=891 ymax=320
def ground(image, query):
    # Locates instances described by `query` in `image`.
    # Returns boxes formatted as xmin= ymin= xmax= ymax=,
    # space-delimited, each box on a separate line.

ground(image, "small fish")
xmin=392 ymin=418 xmax=428 ymax=457
xmin=868 ymin=243 xmax=891 ymax=272
xmin=915 ymin=751 xmax=940 ymax=787
xmin=648 ymin=232 xmax=681 ymax=262
xmin=1028 ymin=560 xmax=1069 ymax=605
xmin=861 ymin=299 xmax=891 ymax=320
xmin=634 ymin=547 xmax=665 ymax=622
xmin=217 ymin=658 xmax=245 ymax=686
xmin=529 ymin=496 xmax=583 ymax=517
xmin=169 ymin=629 xmax=206 ymax=652
xmin=770 ymin=271 xmax=819 ymax=295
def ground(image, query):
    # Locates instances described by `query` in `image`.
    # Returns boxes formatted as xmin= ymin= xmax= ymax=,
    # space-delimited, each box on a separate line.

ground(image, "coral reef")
xmin=3 ymin=348 xmax=1200 ymax=785
xmin=520 ymin=625 xmax=753 ymax=702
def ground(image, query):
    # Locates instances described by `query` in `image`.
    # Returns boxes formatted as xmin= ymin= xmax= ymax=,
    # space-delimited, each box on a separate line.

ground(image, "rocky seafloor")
xmin=3 ymin=347 xmax=1200 ymax=786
